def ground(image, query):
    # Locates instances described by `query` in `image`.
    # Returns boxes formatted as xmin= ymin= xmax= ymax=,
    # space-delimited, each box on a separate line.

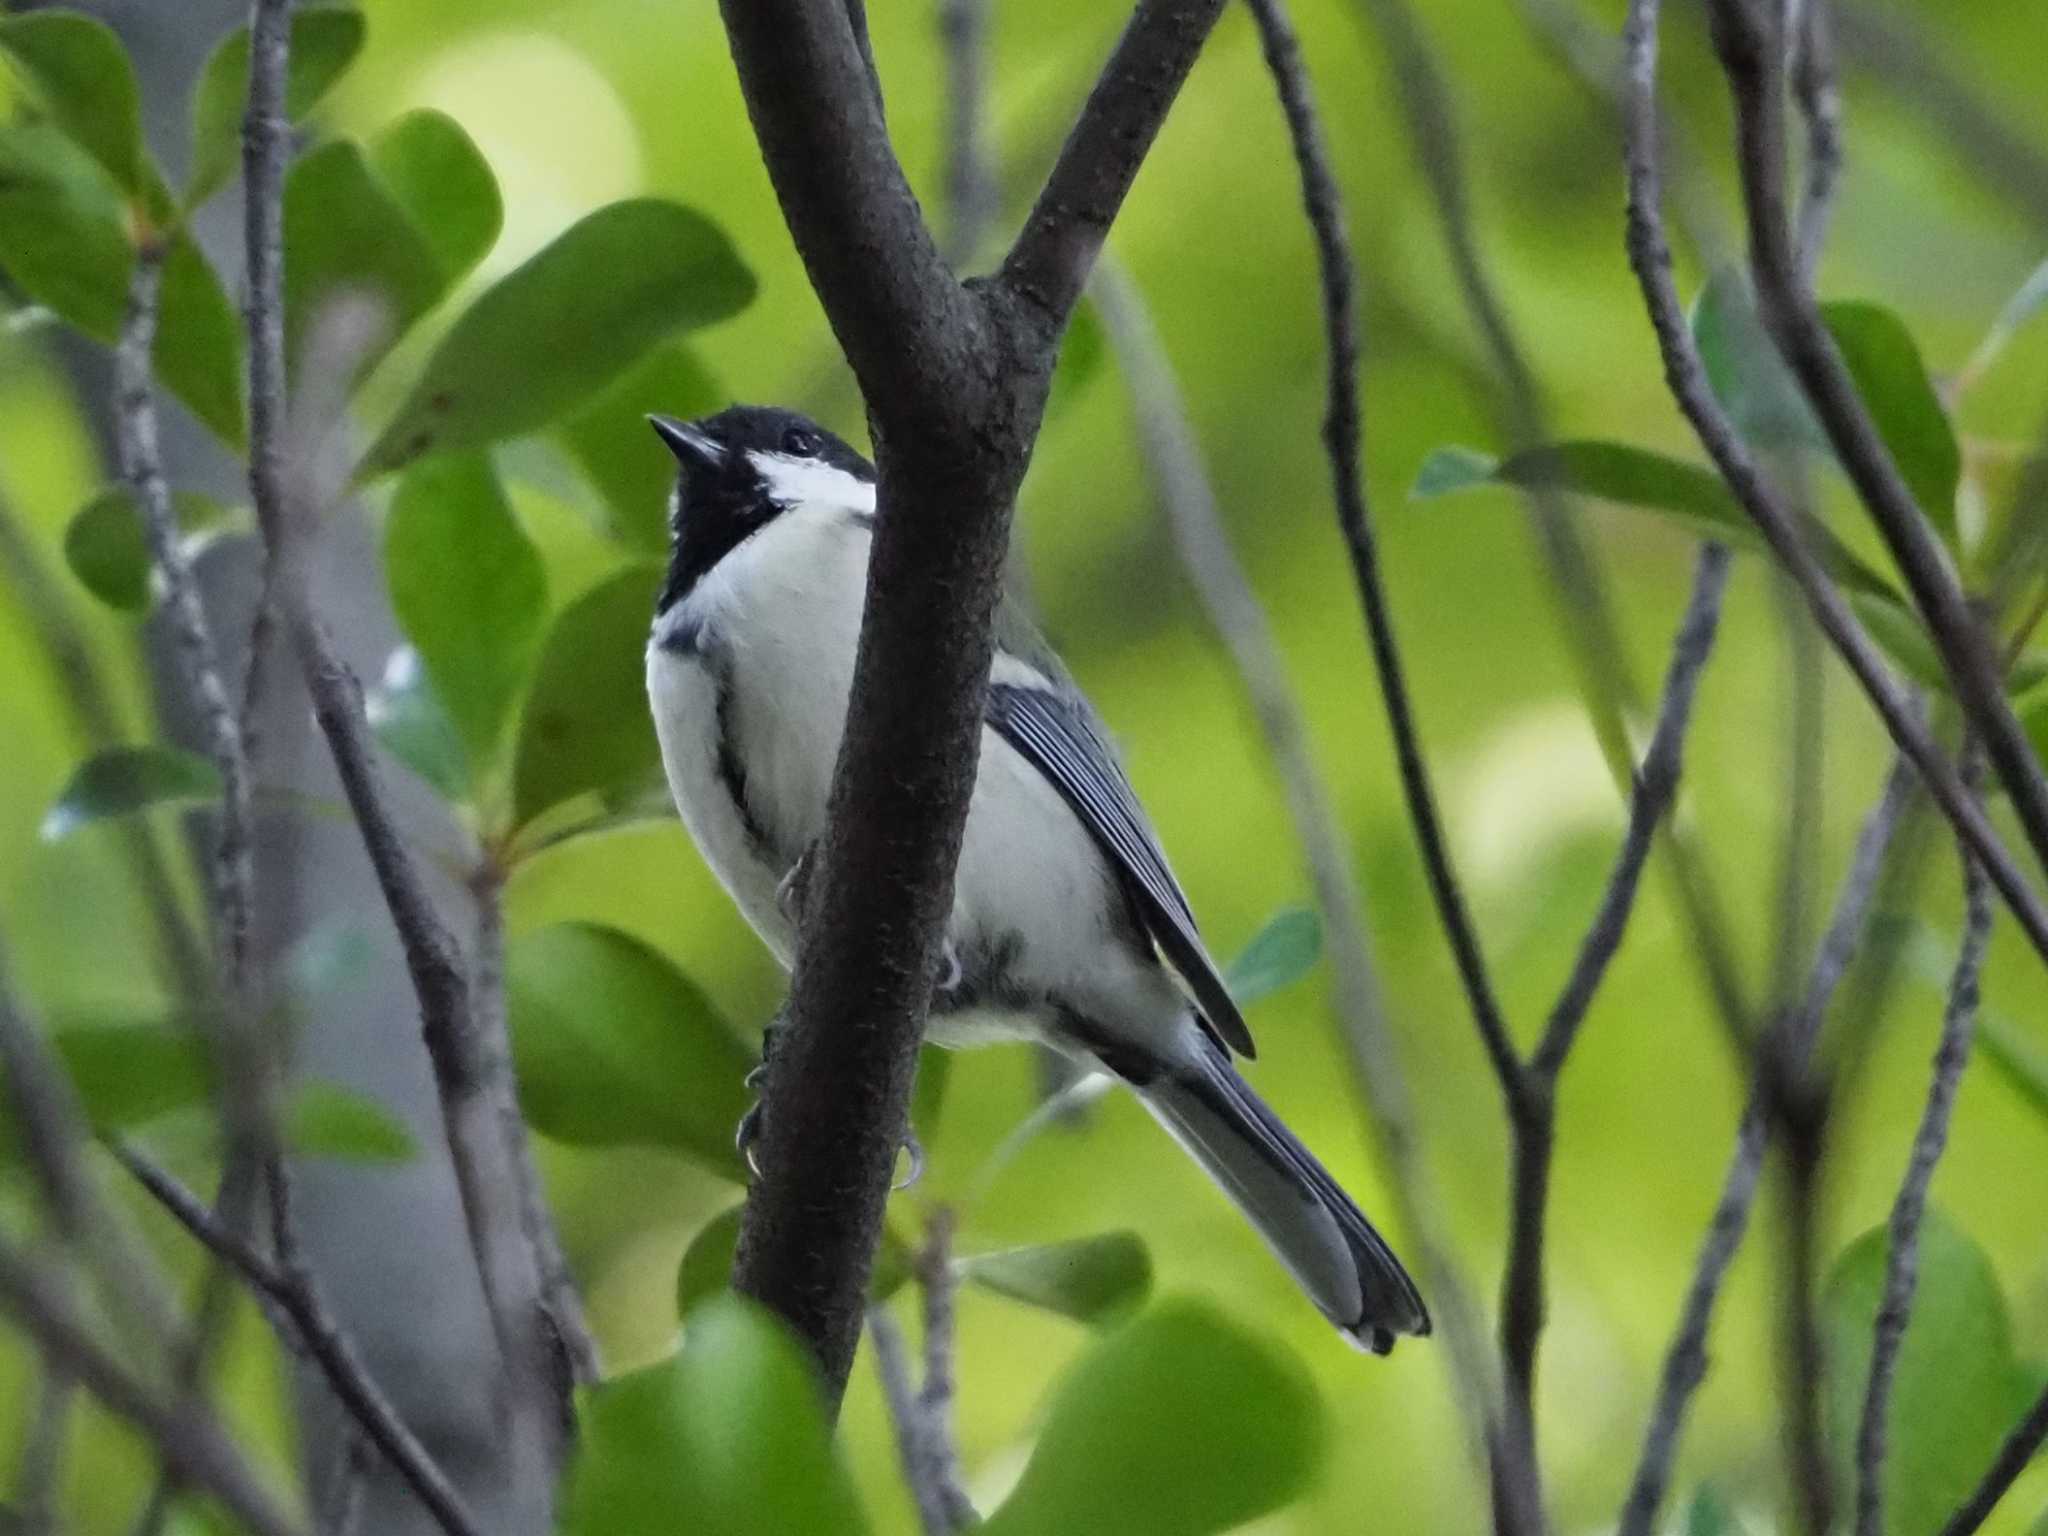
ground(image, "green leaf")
xmin=1224 ymin=907 xmax=1322 ymax=1007
xmin=561 ymin=1296 xmax=870 ymax=1536
xmin=1822 ymin=1213 xmax=2041 ymax=1536
xmin=981 ymin=1299 xmax=1325 ymax=1536
xmin=555 ymin=344 xmax=725 ymax=552
xmin=1692 ymin=267 xmax=1823 ymax=452
xmin=1414 ymin=439 xmax=1903 ymax=600
xmin=1684 ymin=1486 xmax=1753 ymax=1536
xmin=0 ymin=12 xmax=148 ymax=198
xmin=365 ymin=645 xmax=472 ymax=803
xmin=384 ymin=454 xmax=546 ymax=775
xmin=1821 ymin=300 xmax=1962 ymax=547
xmin=187 ymin=5 xmax=366 ymax=209
xmin=511 ymin=563 xmax=664 ymax=827
xmin=368 ymin=111 xmax=500 ymax=287
xmin=284 ymin=1082 xmax=416 ymax=1163
xmin=961 ymin=1231 xmax=1152 ymax=1327
xmin=0 ymin=122 xmax=133 ymax=341
xmin=156 ymin=232 xmax=247 ymax=448
xmin=1 ymin=1020 xmax=210 ymax=1162
xmin=41 ymin=747 xmax=220 ymax=841
xmin=1979 ymin=1012 xmax=2048 ymax=1124
xmin=359 ymin=199 xmax=756 ymax=478
xmin=282 ymin=139 xmax=446 ymax=380
xmin=63 ymin=487 xmax=231 ymax=613
xmin=506 ymin=923 xmax=753 ymax=1173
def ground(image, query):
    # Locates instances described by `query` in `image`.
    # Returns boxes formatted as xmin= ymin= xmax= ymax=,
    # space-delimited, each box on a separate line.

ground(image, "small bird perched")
xmin=643 ymin=404 xmax=1429 ymax=1353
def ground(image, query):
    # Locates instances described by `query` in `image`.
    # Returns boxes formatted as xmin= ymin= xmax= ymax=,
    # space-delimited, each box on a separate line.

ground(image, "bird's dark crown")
xmin=649 ymin=405 xmax=874 ymax=614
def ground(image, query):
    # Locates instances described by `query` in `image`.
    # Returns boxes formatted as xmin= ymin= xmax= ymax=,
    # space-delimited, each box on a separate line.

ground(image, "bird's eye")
xmin=781 ymin=425 xmax=820 ymax=457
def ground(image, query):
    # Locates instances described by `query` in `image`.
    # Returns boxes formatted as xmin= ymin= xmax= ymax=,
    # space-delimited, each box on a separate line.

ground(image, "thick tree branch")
xmin=1853 ymin=813 xmax=1992 ymax=1536
xmin=1708 ymin=0 xmax=2048 ymax=880
xmin=1620 ymin=0 xmax=2048 ymax=972
xmin=112 ymin=1146 xmax=484 ymax=1536
xmin=716 ymin=0 xmax=1228 ymax=1404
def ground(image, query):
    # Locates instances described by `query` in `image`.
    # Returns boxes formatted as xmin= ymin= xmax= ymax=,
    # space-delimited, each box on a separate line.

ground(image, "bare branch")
xmin=1355 ymin=0 xmax=1754 ymax=1052
xmin=1937 ymin=1379 xmax=2048 ymax=1536
xmin=1854 ymin=811 xmax=1993 ymax=1536
xmin=938 ymin=0 xmax=996 ymax=266
xmin=113 ymin=1146 xmax=485 ymax=1536
xmin=1243 ymin=0 xmax=1517 ymax=1101
xmin=11 ymin=1342 xmax=73 ymax=1536
xmin=1092 ymin=255 xmax=1500 ymax=1472
xmin=1620 ymin=0 xmax=2048 ymax=972
xmin=717 ymin=0 xmax=1228 ymax=1405
xmin=1708 ymin=0 xmax=2048 ymax=879
xmin=0 ymin=1236 xmax=309 ymax=1536
xmin=1616 ymin=754 xmax=1919 ymax=1536
xmin=1789 ymin=0 xmax=1844 ymax=277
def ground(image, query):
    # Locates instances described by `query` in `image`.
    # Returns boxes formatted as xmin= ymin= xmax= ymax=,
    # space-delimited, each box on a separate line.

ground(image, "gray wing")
xmin=985 ymin=678 xmax=1256 ymax=1059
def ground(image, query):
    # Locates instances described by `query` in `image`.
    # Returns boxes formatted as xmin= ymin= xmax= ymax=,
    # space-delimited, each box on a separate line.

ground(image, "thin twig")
xmin=1620 ymin=0 xmax=2048 ymax=973
xmin=239 ymin=2 xmax=566 ymax=1505
xmin=1091 ymin=254 xmax=1500 ymax=1474
xmin=113 ymin=1145 xmax=486 ymax=1536
xmin=1936 ymin=1379 xmax=2048 ymax=1536
xmin=870 ymin=1210 xmax=975 ymax=1535
xmin=11 ymin=1344 xmax=73 ymax=1535
xmin=1616 ymin=753 xmax=1919 ymax=1536
xmin=1789 ymin=0 xmax=1844 ymax=279
xmin=0 ymin=1236 xmax=309 ymax=1536
xmin=1709 ymin=0 xmax=2048 ymax=880
xmin=1853 ymin=800 xmax=1993 ymax=1536
xmin=1242 ymin=0 xmax=1517 ymax=1099
xmin=1353 ymin=0 xmax=1754 ymax=1055
xmin=938 ymin=0 xmax=996 ymax=266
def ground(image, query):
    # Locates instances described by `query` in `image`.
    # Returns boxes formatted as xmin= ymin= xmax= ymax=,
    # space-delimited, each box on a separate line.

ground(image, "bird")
xmin=643 ymin=403 xmax=1429 ymax=1353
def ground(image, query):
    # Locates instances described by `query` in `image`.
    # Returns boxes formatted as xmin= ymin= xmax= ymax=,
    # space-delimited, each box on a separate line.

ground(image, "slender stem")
xmin=938 ymin=0 xmax=996 ymax=266
xmin=1789 ymin=0 xmax=1844 ymax=278
xmin=113 ymin=1146 xmax=486 ymax=1536
xmin=1936 ymin=1378 xmax=2048 ymax=1536
xmin=869 ymin=1210 xmax=976 ymax=1535
xmin=1854 ymin=810 xmax=1993 ymax=1536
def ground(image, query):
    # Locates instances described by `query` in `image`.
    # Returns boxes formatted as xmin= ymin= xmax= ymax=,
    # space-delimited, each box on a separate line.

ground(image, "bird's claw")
xmin=734 ymin=1022 xmax=922 ymax=1188
xmin=895 ymin=1127 xmax=925 ymax=1190
xmin=775 ymin=848 xmax=815 ymax=925
xmin=936 ymin=940 xmax=963 ymax=995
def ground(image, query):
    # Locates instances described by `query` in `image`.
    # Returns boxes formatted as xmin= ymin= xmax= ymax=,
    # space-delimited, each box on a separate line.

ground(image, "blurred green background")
xmin=1 ymin=0 xmax=2045 ymax=1531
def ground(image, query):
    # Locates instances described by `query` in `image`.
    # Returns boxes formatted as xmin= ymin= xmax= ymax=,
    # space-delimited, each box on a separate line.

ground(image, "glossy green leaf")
xmin=284 ymin=1082 xmax=416 ymax=1163
xmin=384 ymin=454 xmax=546 ymax=773
xmin=359 ymin=199 xmax=756 ymax=478
xmin=368 ymin=110 xmax=500 ymax=287
xmin=506 ymin=923 xmax=752 ymax=1173
xmin=41 ymin=747 xmax=220 ymax=841
xmin=1684 ymin=1487 xmax=1753 ymax=1536
xmin=63 ymin=487 xmax=231 ymax=613
xmin=556 ymin=344 xmax=725 ymax=552
xmin=511 ymin=563 xmax=664 ymax=826
xmin=0 ymin=12 xmax=147 ymax=197
xmin=961 ymin=1231 xmax=1152 ymax=1327
xmin=1692 ymin=267 xmax=1823 ymax=452
xmin=156 ymin=232 xmax=247 ymax=447
xmin=282 ymin=139 xmax=446 ymax=379
xmin=1821 ymin=301 xmax=1961 ymax=547
xmin=1414 ymin=440 xmax=1903 ymax=600
xmin=981 ymin=1298 xmax=1325 ymax=1536
xmin=676 ymin=1207 xmax=911 ymax=1320
xmin=187 ymin=5 xmax=366 ymax=208
xmin=365 ymin=645 xmax=471 ymax=803
xmin=1 ymin=1020 xmax=210 ymax=1162
xmin=561 ymin=1296 xmax=870 ymax=1536
xmin=0 ymin=122 xmax=133 ymax=341
xmin=1224 ymin=906 xmax=1322 ymax=1007
xmin=1822 ymin=1214 xmax=2042 ymax=1536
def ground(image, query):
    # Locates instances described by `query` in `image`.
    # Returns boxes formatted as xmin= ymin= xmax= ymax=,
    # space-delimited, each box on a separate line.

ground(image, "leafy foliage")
xmin=187 ymin=4 xmax=366 ymax=208
xmin=1224 ymin=906 xmax=1323 ymax=1006
xmin=959 ymin=1231 xmax=1153 ymax=1326
xmin=62 ymin=487 xmax=232 ymax=613
xmin=41 ymin=746 xmax=220 ymax=840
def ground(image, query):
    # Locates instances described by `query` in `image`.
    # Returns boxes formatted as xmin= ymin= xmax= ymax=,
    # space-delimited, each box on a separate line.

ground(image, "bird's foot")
xmin=735 ymin=1021 xmax=925 ymax=1189
xmin=896 ymin=1126 xmax=925 ymax=1190
xmin=936 ymin=938 xmax=963 ymax=995
xmin=774 ymin=846 xmax=816 ymax=926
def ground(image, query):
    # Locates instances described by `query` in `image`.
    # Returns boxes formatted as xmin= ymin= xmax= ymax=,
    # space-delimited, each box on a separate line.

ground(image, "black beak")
xmin=649 ymin=414 xmax=722 ymax=472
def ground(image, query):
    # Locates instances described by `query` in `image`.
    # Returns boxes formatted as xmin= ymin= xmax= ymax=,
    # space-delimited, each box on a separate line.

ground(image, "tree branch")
xmin=1853 ymin=805 xmax=1992 ymax=1536
xmin=1620 ymin=0 xmax=2048 ymax=974
xmin=716 ymin=0 xmax=1228 ymax=1405
xmin=938 ymin=0 xmax=996 ymax=266
xmin=112 ymin=1145 xmax=485 ymax=1536
xmin=1615 ymin=753 xmax=1919 ymax=1536
xmin=0 ymin=1236 xmax=309 ymax=1536
xmin=1789 ymin=0 xmax=1844 ymax=278
xmin=871 ymin=1209 xmax=976 ymax=1536
xmin=1936 ymin=1378 xmax=2048 ymax=1536
xmin=1708 ymin=0 xmax=2048 ymax=880
xmin=239 ymin=2 xmax=565 ymax=1517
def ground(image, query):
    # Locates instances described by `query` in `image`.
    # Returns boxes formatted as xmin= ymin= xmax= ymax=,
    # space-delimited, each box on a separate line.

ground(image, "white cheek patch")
xmin=751 ymin=452 xmax=878 ymax=515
